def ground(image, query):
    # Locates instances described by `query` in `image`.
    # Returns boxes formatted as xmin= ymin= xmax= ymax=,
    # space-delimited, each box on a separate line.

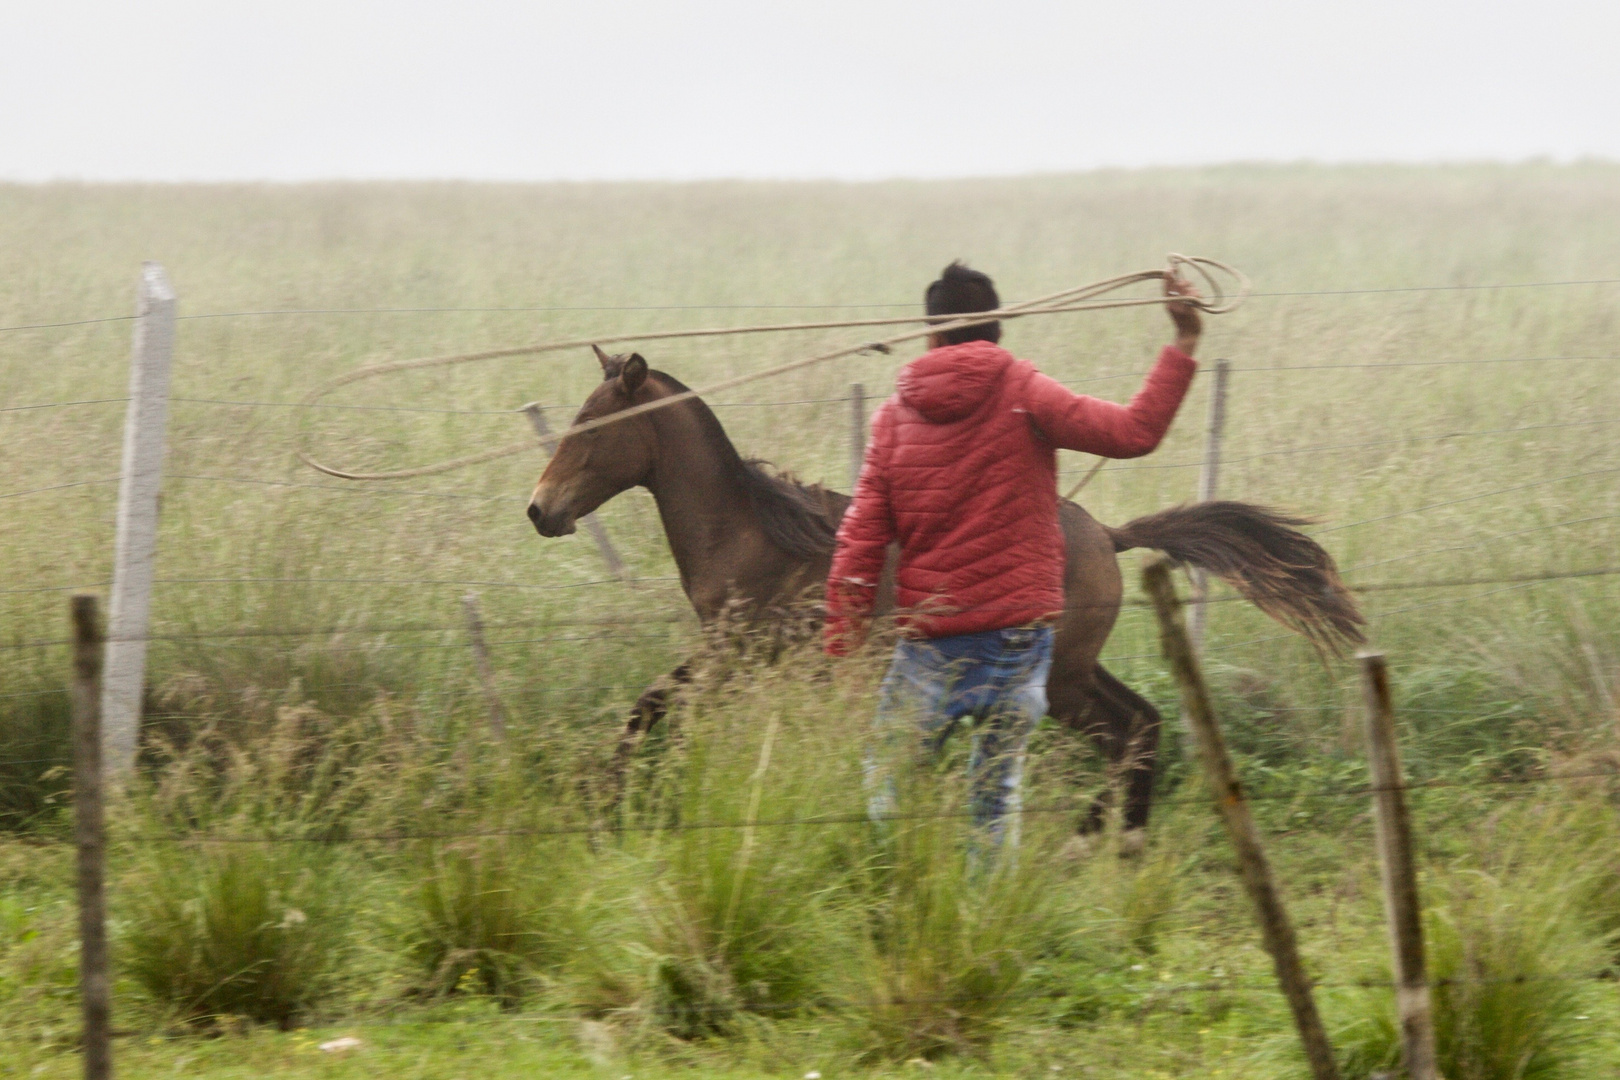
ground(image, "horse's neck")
xmin=645 ymin=403 xmax=759 ymax=599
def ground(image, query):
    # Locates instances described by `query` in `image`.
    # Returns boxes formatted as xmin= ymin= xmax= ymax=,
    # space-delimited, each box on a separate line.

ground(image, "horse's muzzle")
xmin=527 ymin=500 xmax=577 ymax=537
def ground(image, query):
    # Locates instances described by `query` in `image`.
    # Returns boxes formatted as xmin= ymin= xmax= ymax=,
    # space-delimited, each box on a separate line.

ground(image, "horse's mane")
xmin=652 ymin=372 xmax=843 ymax=558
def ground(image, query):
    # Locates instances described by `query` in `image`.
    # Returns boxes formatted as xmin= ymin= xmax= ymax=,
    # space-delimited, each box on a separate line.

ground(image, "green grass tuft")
xmin=846 ymin=775 xmax=1061 ymax=1061
xmin=1326 ymin=846 xmax=1613 ymax=1080
xmin=405 ymin=834 xmax=578 ymax=1006
xmin=121 ymin=842 xmax=348 ymax=1029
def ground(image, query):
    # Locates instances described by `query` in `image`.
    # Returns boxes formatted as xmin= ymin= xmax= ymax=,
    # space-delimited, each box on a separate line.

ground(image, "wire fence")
xmin=5 ymin=315 xmax=1614 ymax=870
xmin=6 ymin=272 xmax=1619 ymax=1071
xmin=4 ymin=277 xmax=1615 ymax=791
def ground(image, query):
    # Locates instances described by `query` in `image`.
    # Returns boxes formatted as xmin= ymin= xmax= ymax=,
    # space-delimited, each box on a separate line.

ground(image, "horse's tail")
xmin=1105 ymin=501 xmax=1366 ymax=655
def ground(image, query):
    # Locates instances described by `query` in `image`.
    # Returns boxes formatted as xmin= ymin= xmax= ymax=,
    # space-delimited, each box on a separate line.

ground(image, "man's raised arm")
xmin=1023 ymin=275 xmax=1203 ymax=459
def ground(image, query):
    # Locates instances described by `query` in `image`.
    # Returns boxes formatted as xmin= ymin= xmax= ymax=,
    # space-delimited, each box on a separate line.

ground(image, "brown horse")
xmin=527 ymin=348 xmax=1364 ymax=834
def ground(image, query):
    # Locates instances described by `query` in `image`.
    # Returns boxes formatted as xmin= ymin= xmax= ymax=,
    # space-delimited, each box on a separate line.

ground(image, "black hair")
xmin=924 ymin=261 xmax=1001 ymax=346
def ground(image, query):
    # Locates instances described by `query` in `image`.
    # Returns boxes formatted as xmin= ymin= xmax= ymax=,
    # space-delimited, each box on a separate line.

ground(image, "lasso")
xmin=297 ymin=254 xmax=1248 ymax=484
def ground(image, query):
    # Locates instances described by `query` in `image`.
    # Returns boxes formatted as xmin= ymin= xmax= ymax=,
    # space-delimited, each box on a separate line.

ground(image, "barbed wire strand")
xmin=0 ymin=477 xmax=120 ymax=501
xmin=1342 ymin=511 xmax=1620 ymax=575
xmin=1318 ymin=466 xmax=1620 ymax=534
xmin=5 ymin=409 xmax=1611 ymax=509
xmin=5 ymin=355 xmax=1611 ymax=418
xmin=1102 ymin=572 xmax=1603 ymax=663
xmin=1065 ymin=416 xmax=1620 ymax=478
xmin=4 ymin=566 xmax=1616 ymax=654
xmin=0 ymin=315 xmax=135 ymax=334
xmin=169 ymin=473 xmax=513 ymax=502
xmin=148 ymin=575 xmax=678 ymax=592
xmin=0 ymin=397 xmax=129 ymax=414
xmin=0 ymin=582 xmax=113 ymax=596
xmin=3 ymin=563 xmax=1599 ymax=612
xmin=1230 ymin=353 xmax=1620 ymax=373
xmin=100 ymin=767 xmax=1620 ymax=846
xmin=186 ymin=970 xmax=1607 ymax=1022
xmin=163 ymin=395 xmax=858 ymax=414
xmin=5 ymin=273 xmax=1618 ymax=337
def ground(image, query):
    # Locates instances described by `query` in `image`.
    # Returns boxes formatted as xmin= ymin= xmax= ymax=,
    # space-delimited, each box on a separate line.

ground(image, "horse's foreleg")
xmin=617 ymin=662 xmax=693 ymax=764
xmin=583 ymin=663 xmax=696 ymax=842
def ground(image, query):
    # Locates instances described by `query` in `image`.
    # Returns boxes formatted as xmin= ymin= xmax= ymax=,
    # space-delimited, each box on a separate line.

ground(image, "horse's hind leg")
xmin=1092 ymin=665 xmax=1163 ymax=835
xmin=1051 ymin=664 xmax=1163 ymax=847
xmin=1047 ymin=678 xmax=1112 ymax=836
xmin=1045 ymin=661 xmax=1117 ymax=837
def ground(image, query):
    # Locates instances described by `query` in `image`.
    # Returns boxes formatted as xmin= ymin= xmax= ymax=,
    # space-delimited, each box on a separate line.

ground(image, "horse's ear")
xmin=619 ymin=353 xmax=648 ymax=396
xmin=591 ymin=343 xmax=616 ymax=377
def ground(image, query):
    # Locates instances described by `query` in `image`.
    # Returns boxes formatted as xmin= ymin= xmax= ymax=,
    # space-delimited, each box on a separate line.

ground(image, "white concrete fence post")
xmin=102 ymin=263 xmax=176 ymax=776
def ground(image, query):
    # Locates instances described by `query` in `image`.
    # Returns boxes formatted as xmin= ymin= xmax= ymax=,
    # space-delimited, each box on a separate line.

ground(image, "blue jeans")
xmin=867 ymin=625 xmax=1054 ymax=845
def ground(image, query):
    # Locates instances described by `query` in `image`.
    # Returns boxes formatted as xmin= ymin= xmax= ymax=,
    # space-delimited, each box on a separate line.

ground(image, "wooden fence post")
xmin=1186 ymin=358 xmax=1229 ymax=655
xmin=1142 ymin=559 xmax=1339 ymax=1080
xmin=1358 ymin=652 xmax=1442 ymax=1080
xmin=71 ymin=595 xmax=112 ymax=1080
xmin=462 ymin=594 xmax=506 ymax=741
xmin=103 ymin=262 xmax=176 ymax=776
xmin=848 ymin=383 xmax=866 ymax=490
xmin=521 ymin=403 xmax=630 ymax=584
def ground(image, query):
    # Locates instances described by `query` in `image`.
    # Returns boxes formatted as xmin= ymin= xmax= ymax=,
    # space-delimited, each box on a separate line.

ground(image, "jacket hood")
xmin=896 ymin=341 xmax=1015 ymax=423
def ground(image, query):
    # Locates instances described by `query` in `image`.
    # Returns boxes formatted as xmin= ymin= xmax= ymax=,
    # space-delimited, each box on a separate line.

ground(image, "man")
xmin=825 ymin=261 xmax=1202 ymax=843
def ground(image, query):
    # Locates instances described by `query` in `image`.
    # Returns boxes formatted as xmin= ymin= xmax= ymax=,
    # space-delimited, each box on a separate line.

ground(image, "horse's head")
xmin=527 ymin=345 xmax=660 ymax=537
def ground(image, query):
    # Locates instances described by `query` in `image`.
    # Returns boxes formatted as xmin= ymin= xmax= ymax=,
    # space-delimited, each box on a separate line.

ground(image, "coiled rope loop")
xmin=298 ymin=254 xmax=1247 ymax=482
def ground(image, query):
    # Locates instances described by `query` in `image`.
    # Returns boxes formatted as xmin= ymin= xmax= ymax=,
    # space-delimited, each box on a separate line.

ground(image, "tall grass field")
xmin=1 ymin=166 xmax=1617 ymax=1078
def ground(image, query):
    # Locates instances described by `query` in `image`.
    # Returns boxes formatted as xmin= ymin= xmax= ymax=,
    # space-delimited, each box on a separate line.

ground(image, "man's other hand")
xmin=1164 ymin=274 xmax=1202 ymax=356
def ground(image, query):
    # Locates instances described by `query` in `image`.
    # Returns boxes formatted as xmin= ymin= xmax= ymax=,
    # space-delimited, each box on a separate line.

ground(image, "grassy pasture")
xmin=1 ymin=165 xmax=1618 ymax=1077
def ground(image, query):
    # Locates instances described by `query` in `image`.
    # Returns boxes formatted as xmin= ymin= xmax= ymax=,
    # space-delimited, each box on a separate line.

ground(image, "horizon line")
xmin=3 ymin=156 xmax=1616 ymax=187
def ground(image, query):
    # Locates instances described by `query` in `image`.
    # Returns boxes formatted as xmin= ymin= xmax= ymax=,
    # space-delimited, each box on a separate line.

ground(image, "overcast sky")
xmin=4 ymin=0 xmax=1616 ymax=181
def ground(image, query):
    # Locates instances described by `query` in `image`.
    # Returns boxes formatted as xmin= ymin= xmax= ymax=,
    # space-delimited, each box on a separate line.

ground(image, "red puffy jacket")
xmin=824 ymin=341 xmax=1196 ymax=654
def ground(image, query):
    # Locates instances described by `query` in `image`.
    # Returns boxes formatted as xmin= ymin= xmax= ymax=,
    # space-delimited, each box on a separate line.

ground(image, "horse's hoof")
xmin=1117 ymin=828 xmax=1147 ymax=859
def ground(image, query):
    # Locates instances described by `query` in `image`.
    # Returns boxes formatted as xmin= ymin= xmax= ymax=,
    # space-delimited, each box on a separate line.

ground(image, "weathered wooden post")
xmin=1186 ymin=358 xmax=1229 ymax=654
xmin=1142 ymin=559 xmax=1339 ymax=1080
xmin=462 ymin=594 xmax=506 ymax=741
xmin=848 ymin=383 xmax=867 ymax=490
xmin=103 ymin=262 xmax=176 ymax=776
xmin=1359 ymin=652 xmax=1442 ymax=1080
xmin=522 ymin=402 xmax=630 ymax=583
xmin=71 ymin=595 xmax=112 ymax=1080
